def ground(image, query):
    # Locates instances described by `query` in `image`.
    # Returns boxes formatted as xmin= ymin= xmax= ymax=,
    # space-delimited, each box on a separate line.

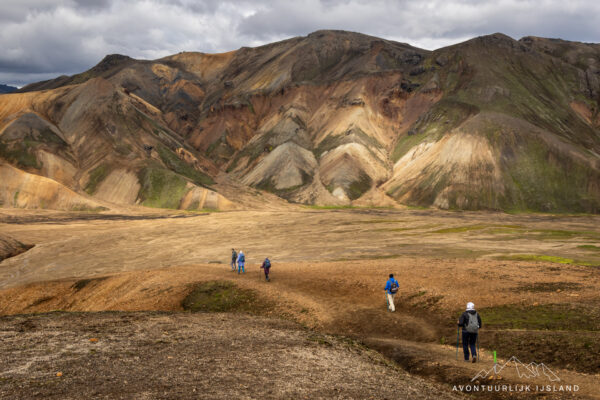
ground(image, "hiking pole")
xmin=455 ymin=326 xmax=459 ymax=361
xmin=477 ymin=334 xmax=481 ymax=360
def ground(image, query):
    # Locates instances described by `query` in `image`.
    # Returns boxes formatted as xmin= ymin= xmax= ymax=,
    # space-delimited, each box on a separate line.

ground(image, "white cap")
xmin=466 ymin=302 xmax=475 ymax=311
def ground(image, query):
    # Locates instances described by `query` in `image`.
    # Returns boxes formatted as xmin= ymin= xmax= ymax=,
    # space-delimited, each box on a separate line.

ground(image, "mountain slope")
xmin=4 ymin=30 xmax=600 ymax=212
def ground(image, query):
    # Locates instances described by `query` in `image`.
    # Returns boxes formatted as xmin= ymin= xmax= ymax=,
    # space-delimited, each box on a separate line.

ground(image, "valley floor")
xmin=0 ymin=208 xmax=599 ymax=398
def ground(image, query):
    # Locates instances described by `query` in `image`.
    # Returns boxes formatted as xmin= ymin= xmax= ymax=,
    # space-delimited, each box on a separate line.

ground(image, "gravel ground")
xmin=0 ymin=312 xmax=460 ymax=399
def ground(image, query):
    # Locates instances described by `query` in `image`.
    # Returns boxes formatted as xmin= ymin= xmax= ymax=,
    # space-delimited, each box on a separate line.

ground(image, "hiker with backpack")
xmin=384 ymin=274 xmax=399 ymax=312
xmin=231 ymin=249 xmax=237 ymax=272
xmin=260 ymin=257 xmax=271 ymax=281
xmin=237 ymin=250 xmax=245 ymax=274
xmin=458 ymin=302 xmax=482 ymax=363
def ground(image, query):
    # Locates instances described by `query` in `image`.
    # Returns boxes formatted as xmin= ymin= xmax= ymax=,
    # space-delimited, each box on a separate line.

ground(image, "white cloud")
xmin=0 ymin=0 xmax=598 ymax=86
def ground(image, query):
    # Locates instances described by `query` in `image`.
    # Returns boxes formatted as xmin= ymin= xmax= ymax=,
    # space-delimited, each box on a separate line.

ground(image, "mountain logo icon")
xmin=471 ymin=356 xmax=560 ymax=382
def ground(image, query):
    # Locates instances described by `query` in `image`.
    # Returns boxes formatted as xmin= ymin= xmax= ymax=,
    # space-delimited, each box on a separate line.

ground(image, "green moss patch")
xmin=479 ymin=303 xmax=600 ymax=331
xmin=495 ymin=134 xmax=600 ymax=214
xmin=156 ymin=145 xmax=213 ymax=187
xmin=182 ymin=281 xmax=269 ymax=314
xmin=578 ymin=245 xmax=600 ymax=251
xmin=347 ymin=172 xmax=372 ymax=200
xmin=84 ymin=164 xmax=110 ymax=195
xmin=432 ymin=225 xmax=488 ymax=234
xmin=497 ymin=254 xmax=600 ymax=267
xmin=137 ymin=165 xmax=189 ymax=209
xmin=0 ymin=141 xmax=40 ymax=169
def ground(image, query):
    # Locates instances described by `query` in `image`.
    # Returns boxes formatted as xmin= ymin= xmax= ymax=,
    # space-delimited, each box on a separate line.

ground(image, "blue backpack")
xmin=239 ymin=254 xmax=245 ymax=263
xmin=264 ymin=259 xmax=271 ymax=268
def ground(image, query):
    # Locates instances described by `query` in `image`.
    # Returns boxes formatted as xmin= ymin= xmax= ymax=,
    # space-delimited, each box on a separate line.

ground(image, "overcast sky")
xmin=1 ymin=0 xmax=599 ymax=86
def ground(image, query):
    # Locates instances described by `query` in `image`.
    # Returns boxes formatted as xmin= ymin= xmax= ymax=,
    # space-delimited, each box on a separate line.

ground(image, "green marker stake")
xmin=492 ymin=350 xmax=498 ymax=378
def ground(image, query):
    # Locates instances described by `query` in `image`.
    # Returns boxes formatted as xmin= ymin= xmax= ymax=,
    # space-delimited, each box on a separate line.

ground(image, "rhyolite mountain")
xmin=1 ymin=30 xmax=599 ymax=212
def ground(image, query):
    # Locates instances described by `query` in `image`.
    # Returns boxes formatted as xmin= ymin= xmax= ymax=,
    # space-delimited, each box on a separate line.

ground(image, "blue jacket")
xmin=384 ymin=278 xmax=399 ymax=294
xmin=237 ymin=252 xmax=245 ymax=263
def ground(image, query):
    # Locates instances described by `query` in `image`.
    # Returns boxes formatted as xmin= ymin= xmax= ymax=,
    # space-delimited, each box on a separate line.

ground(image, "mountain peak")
xmin=93 ymin=54 xmax=135 ymax=72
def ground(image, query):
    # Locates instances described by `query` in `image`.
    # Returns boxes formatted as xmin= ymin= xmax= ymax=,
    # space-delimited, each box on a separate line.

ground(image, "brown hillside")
xmin=3 ymin=30 xmax=599 ymax=212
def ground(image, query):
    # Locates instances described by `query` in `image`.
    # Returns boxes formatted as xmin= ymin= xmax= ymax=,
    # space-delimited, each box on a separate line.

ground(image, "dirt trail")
xmin=366 ymin=337 xmax=599 ymax=399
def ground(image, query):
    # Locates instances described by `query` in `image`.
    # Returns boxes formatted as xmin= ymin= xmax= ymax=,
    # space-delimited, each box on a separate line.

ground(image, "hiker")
xmin=384 ymin=273 xmax=399 ymax=312
xmin=458 ymin=302 xmax=482 ymax=363
xmin=237 ymin=250 xmax=245 ymax=274
xmin=261 ymin=257 xmax=271 ymax=281
xmin=231 ymin=249 xmax=237 ymax=271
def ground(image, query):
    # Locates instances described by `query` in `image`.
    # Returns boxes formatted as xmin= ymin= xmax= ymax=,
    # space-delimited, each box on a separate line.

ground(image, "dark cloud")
xmin=0 ymin=0 xmax=598 ymax=86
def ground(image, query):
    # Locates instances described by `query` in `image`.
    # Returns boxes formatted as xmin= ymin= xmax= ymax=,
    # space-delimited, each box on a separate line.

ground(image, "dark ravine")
xmin=0 ymin=233 xmax=34 ymax=262
xmin=1 ymin=30 xmax=599 ymax=212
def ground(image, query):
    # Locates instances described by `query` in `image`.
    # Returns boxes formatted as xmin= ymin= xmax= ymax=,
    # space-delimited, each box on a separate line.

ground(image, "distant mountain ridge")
xmin=0 ymin=84 xmax=17 ymax=94
xmin=1 ymin=30 xmax=599 ymax=212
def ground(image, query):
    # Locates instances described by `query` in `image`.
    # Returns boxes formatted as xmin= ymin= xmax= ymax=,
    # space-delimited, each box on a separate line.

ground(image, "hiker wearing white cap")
xmin=457 ymin=302 xmax=482 ymax=362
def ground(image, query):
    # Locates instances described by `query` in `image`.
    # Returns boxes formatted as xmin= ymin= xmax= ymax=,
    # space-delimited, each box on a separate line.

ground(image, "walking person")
xmin=260 ymin=257 xmax=271 ymax=281
xmin=458 ymin=302 xmax=482 ymax=363
xmin=384 ymin=274 xmax=399 ymax=312
xmin=237 ymin=250 xmax=245 ymax=274
xmin=231 ymin=248 xmax=237 ymax=272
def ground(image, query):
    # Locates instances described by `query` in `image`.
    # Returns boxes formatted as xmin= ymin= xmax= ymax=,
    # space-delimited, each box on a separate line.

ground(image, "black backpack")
xmin=390 ymin=281 xmax=399 ymax=294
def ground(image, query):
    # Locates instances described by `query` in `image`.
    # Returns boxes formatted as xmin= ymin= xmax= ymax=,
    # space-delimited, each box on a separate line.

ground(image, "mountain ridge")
xmin=0 ymin=84 xmax=18 ymax=94
xmin=2 ymin=30 xmax=599 ymax=212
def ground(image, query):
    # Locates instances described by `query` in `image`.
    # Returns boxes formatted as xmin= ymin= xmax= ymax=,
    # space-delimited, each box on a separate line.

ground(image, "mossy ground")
xmin=480 ymin=303 xmax=599 ymax=330
xmin=497 ymin=254 xmax=600 ymax=267
xmin=467 ymin=300 xmax=600 ymax=372
xmin=182 ymin=281 xmax=270 ymax=314
xmin=137 ymin=164 xmax=189 ymax=209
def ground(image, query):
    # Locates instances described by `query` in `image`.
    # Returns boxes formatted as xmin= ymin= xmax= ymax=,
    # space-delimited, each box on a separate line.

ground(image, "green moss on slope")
xmin=137 ymin=164 xmax=189 ymax=209
xmin=347 ymin=171 xmax=373 ymax=200
xmin=392 ymin=99 xmax=479 ymax=162
xmin=156 ymin=145 xmax=214 ymax=187
xmin=84 ymin=164 xmax=110 ymax=195
xmin=499 ymin=137 xmax=600 ymax=213
xmin=0 ymin=141 xmax=41 ymax=169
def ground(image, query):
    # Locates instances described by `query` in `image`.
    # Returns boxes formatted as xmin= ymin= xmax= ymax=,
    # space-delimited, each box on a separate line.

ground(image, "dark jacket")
xmin=231 ymin=251 xmax=237 ymax=261
xmin=458 ymin=310 xmax=482 ymax=329
xmin=261 ymin=259 xmax=271 ymax=271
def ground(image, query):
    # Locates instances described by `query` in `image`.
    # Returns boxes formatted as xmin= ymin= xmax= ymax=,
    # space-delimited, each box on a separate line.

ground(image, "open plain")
xmin=1 ymin=207 xmax=599 ymax=399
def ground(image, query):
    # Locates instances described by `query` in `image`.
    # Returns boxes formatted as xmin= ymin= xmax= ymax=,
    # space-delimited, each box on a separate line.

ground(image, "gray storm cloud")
xmin=0 ymin=0 xmax=598 ymax=86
